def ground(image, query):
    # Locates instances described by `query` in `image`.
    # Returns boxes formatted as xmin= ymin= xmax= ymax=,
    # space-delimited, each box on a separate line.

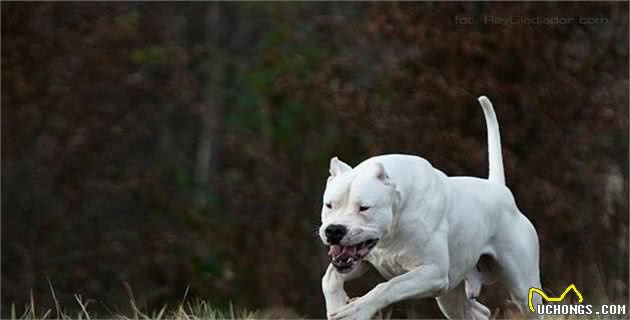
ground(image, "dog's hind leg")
xmin=493 ymin=213 xmax=543 ymax=319
xmin=436 ymin=279 xmax=490 ymax=320
xmin=496 ymin=253 xmax=542 ymax=319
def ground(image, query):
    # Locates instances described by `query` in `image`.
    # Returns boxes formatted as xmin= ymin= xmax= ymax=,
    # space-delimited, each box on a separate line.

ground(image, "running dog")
xmin=319 ymin=96 xmax=542 ymax=320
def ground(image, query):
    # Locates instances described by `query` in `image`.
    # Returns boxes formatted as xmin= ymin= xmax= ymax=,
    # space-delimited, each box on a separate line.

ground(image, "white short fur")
xmin=319 ymin=96 xmax=542 ymax=320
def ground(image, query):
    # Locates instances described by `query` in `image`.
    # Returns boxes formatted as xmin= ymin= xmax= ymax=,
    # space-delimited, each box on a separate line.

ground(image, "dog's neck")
xmin=379 ymin=189 xmax=402 ymax=246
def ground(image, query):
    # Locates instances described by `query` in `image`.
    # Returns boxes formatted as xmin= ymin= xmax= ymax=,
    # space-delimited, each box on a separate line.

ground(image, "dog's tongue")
xmin=328 ymin=245 xmax=357 ymax=259
xmin=328 ymin=245 xmax=342 ymax=257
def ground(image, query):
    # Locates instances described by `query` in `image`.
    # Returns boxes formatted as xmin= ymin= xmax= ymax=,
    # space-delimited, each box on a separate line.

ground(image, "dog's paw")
xmin=329 ymin=297 xmax=376 ymax=320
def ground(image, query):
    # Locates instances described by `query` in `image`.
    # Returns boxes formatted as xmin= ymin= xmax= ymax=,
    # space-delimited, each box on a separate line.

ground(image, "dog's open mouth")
xmin=328 ymin=239 xmax=378 ymax=273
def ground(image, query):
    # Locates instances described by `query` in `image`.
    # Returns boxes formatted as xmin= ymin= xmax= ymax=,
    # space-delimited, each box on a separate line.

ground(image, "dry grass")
xmin=8 ymin=298 xmax=258 ymax=320
xmin=8 ymin=283 xmax=258 ymax=320
xmin=7 ymin=282 xmax=625 ymax=320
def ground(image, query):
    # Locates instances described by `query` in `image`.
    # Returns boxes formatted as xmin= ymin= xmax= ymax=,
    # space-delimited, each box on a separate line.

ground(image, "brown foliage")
xmin=2 ymin=2 xmax=628 ymax=318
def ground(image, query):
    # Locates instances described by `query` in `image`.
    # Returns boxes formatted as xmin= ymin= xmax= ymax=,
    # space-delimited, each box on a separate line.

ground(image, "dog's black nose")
xmin=325 ymin=224 xmax=347 ymax=244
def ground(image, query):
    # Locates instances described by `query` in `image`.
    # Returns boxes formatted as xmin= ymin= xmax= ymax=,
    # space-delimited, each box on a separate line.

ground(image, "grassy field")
xmin=7 ymin=284 xmax=626 ymax=320
xmin=8 ymin=297 xmax=259 ymax=320
xmin=8 ymin=284 xmax=259 ymax=320
xmin=8 ymin=297 xmax=628 ymax=320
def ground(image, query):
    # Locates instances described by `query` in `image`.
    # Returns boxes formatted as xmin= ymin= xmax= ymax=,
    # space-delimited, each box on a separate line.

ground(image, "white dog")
xmin=319 ymin=96 xmax=543 ymax=320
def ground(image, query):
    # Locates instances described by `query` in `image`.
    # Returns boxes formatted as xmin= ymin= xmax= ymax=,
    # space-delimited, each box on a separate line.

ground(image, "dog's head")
xmin=319 ymin=157 xmax=400 ymax=273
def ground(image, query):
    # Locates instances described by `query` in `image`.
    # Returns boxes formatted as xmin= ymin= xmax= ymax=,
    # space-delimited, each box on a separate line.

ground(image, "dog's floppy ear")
xmin=329 ymin=157 xmax=352 ymax=177
xmin=374 ymin=162 xmax=399 ymax=206
xmin=374 ymin=162 xmax=389 ymax=181
xmin=374 ymin=162 xmax=397 ymax=188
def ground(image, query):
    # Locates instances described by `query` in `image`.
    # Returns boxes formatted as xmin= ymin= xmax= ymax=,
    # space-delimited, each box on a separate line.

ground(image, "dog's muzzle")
xmin=328 ymin=238 xmax=378 ymax=273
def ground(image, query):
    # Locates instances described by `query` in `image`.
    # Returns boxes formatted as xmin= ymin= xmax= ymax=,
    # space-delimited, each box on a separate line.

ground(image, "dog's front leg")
xmin=329 ymin=264 xmax=449 ymax=320
xmin=322 ymin=262 xmax=369 ymax=318
xmin=322 ymin=264 xmax=349 ymax=314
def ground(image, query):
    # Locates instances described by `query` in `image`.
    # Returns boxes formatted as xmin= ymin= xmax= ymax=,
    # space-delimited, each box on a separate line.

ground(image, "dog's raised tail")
xmin=478 ymin=96 xmax=505 ymax=185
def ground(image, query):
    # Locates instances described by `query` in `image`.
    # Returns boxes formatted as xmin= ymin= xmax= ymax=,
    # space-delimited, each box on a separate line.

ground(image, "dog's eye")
xmin=359 ymin=206 xmax=370 ymax=212
xmin=325 ymin=203 xmax=332 ymax=209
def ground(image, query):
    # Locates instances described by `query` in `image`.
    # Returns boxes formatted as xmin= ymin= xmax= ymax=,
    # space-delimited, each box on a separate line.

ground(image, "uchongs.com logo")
xmin=528 ymin=284 xmax=627 ymax=316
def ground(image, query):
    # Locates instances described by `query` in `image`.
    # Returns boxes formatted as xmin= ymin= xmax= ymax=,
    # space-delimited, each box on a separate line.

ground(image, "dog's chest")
xmin=366 ymin=249 xmax=420 ymax=280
